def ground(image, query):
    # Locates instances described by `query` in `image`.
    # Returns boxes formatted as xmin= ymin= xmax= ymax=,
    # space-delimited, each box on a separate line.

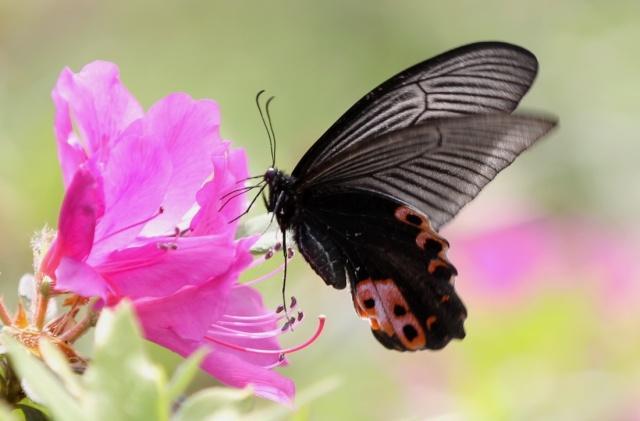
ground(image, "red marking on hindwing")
xmin=426 ymin=315 xmax=437 ymax=330
xmin=354 ymin=279 xmax=426 ymax=350
xmin=395 ymin=205 xmax=457 ymax=284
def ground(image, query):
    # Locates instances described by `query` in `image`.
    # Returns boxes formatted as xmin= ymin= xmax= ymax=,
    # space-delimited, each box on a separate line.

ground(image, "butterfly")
xmin=255 ymin=41 xmax=557 ymax=351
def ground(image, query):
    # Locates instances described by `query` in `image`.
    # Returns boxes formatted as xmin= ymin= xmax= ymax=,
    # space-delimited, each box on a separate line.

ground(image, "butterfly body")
xmin=264 ymin=168 xmax=298 ymax=231
xmin=262 ymin=42 xmax=557 ymax=351
xmin=265 ymin=165 xmax=467 ymax=350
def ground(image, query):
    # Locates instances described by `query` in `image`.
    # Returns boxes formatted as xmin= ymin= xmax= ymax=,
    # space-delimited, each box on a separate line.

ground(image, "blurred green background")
xmin=1 ymin=1 xmax=639 ymax=419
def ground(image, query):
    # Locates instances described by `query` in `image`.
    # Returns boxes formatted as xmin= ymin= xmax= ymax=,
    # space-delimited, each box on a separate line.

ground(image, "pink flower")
xmin=40 ymin=61 xmax=316 ymax=404
xmin=449 ymin=216 xmax=640 ymax=314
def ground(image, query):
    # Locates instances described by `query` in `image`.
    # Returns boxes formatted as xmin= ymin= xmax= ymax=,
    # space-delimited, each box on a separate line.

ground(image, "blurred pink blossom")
xmin=40 ymin=61 xmax=304 ymax=403
xmin=449 ymin=217 xmax=640 ymax=313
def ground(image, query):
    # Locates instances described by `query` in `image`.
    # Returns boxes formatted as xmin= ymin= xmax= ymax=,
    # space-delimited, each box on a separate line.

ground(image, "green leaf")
xmin=38 ymin=339 xmax=82 ymax=398
xmin=167 ymin=347 xmax=208 ymax=402
xmin=82 ymin=301 xmax=169 ymax=421
xmin=0 ymin=401 xmax=19 ymax=421
xmin=3 ymin=334 xmax=84 ymax=421
xmin=173 ymin=387 xmax=253 ymax=421
xmin=245 ymin=377 xmax=341 ymax=421
xmin=15 ymin=403 xmax=48 ymax=421
xmin=15 ymin=399 xmax=50 ymax=421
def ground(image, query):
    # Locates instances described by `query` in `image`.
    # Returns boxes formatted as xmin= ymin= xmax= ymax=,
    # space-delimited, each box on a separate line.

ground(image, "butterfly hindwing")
xmin=296 ymin=218 xmax=348 ymax=290
xmin=296 ymin=191 xmax=466 ymax=351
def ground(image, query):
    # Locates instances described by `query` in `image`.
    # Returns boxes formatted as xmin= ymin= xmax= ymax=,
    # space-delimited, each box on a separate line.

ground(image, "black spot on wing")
xmin=394 ymin=305 xmax=407 ymax=316
xmin=403 ymin=324 xmax=419 ymax=342
xmin=405 ymin=214 xmax=422 ymax=226
xmin=424 ymin=239 xmax=443 ymax=259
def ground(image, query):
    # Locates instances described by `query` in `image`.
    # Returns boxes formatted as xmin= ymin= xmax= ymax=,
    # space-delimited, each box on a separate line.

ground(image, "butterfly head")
xmin=263 ymin=167 xmax=278 ymax=185
xmin=263 ymin=167 xmax=297 ymax=229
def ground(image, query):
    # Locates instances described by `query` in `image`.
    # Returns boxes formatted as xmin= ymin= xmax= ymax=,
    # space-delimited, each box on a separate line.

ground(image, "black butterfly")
xmin=256 ymin=42 xmax=557 ymax=351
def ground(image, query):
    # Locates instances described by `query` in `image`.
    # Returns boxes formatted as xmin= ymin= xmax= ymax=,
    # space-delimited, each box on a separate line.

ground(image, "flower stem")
xmin=32 ymin=272 xmax=52 ymax=330
xmin=59 ymin=303 xmax=98 ymax=343
xmin=33 ymin=293 xmax=49 ymax=331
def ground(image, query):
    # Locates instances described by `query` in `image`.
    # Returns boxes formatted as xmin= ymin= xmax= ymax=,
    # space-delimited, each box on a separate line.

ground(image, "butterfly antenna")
xmin=265 ymin=96 xmax=277 ymax=168
xmin=236 ymin=174 xmax=265 ymax=184
xmin=256 ymin=90 xmax=275 ymax=167
xmin=227 ymin=183 xmax=268 ymax=223
xmin=220 ymin=186 xmax=256 ymax=199
xmin=219 ymin=182 xmax=265 ymax=212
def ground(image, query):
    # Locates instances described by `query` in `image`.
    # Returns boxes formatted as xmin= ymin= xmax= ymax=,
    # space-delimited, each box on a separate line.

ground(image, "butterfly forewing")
xmin=292 ymin=42 xmax=539 ymax=180
xmin=298 ymin=114 xmax=556 ymax=230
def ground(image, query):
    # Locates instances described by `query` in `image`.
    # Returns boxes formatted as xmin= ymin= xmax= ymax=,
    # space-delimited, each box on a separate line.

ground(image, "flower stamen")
xmin=262 ymin=354 xmax=287 ymax=369
xmin=242 ymin=262 xmax=286 ymax=286
xmin=217 ymin=316 xmax=284 ymax=328
xmin=221 ymin=312 xmax=280 ymax=322
xmin=157 ymin=242 xmax=178 ymax=251
xmin=209 ymin=325 xmax=285 ymax=339
xmin=94 ymin=207 xmax=164 ymax=245
xmin=205 ymin=315 xmax=326 ymax=356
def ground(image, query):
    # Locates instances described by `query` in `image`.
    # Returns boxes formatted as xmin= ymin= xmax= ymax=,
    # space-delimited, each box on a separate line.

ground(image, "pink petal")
xmin=89 ymin=125 xmax=172 ymax=262
xmin=55 ymin=257 xmax=110 ymax=298
xmin=41 ymin=168 xmax=104 ymax=276
xmin=207 ymin=285 xmax=282 ymax=367
xmin=135 ymin=276 xmax=234 ymax=344
xmin=138 ymin=282 xmax=295 ymax=405
xmin=133 ymin=238 xmax=254 ymax=342
xmin=51 ymin=92 xmax=88 ymax=187
xmin=201 ymin=348 xmax=295 ymax=405
xmin=98 ymin=235 xmax=236 ymax=299
xmin=203 ymin=285 xmax=293 ymax=404
xmin=140 ymin=94 xmax=221 ymax=235
xmin=52 ymin=61 xmax=143 ymax=186
xmin=191 ymin=143 xmax=250 ymax=236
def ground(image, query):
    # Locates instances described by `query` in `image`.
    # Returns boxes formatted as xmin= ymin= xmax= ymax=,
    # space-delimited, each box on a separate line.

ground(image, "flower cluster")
xmin=29 ymin=61 xmax=313 ymax=403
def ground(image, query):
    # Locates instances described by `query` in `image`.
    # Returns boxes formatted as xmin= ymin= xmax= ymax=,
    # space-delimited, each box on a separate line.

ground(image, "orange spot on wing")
xmin=426 ymin=316 xmax=437 ymax=330
xmin=394 ymin=206 xmax=457 ymax=284
xmin=354 ymin=279 xmax=394 ymax=336
xmin=394 ymin=206 xmax=428 ymax=229
xmin=354 ymin=278 xmax=426 ymax=350
xmin=369 ymin=318 xmax=381 ymax=331
xmin=428 ymin=259 xmax=449 ymax=275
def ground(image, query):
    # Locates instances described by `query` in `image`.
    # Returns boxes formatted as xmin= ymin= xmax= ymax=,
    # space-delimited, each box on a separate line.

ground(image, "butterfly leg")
xmin=270 ymin=190 xmax=293 ymax=324
xmin=281 ymin=226 xmax=291 ymax=324
xmin=228 ymin=183 xmax=267 ymax=223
